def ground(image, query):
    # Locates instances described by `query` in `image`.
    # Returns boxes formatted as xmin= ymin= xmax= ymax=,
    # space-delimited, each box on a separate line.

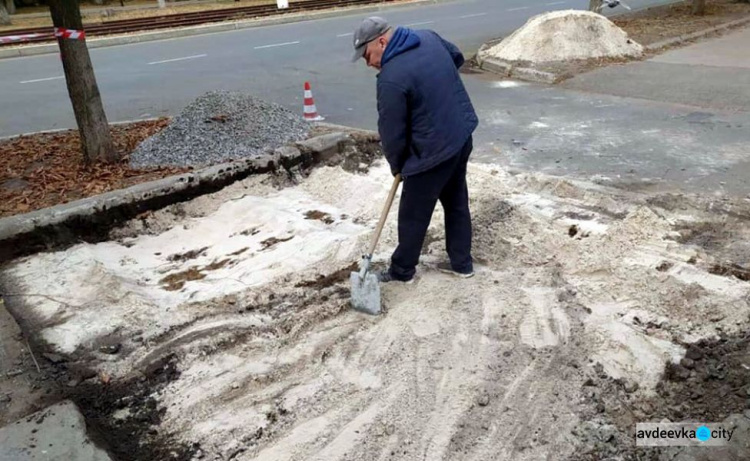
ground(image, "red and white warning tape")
xmin=54 ymin=27 xmax=85 ymax=40
xmin=0 ymin=33 xmax=48 ymax=44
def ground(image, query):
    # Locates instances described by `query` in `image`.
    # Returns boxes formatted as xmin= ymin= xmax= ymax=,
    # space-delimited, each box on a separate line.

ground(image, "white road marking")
xmin=148 ymin=54 xmax=207 ymax=65
xmin=546 ymin=1 xmax=567 ymax=5
xmin=460 ymin=12 xmax=488 ymax=19
xmin=507 ymin=6 xmax=530 ymax=11
xmin=254 ymin=41 xmax=300 ymax=50
xmin=20 ymin=76 xmax=64 ymax=84
xmin=337 ymin=32 xmax=353 ymax=38
xmin=405 ymin=21 xmax=435 ymax=27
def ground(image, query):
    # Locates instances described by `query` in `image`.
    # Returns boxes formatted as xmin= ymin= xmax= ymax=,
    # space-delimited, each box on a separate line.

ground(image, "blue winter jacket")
xmin=377 ymin=27 xmax=478 ymax=177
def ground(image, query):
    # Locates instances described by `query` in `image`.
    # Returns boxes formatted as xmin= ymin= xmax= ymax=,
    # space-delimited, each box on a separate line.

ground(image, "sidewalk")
xmin=562 ymin=26 xmax=750 ymax=112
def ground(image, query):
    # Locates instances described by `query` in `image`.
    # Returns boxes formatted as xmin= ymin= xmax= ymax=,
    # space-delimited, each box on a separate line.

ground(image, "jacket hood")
xmin=382 ymin=27 xmax=421 ymax=66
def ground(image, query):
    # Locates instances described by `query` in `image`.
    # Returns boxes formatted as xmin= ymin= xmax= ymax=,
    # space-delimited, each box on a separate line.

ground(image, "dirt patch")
xmin=656 ymin=260 xmax=675 ymax=272
xmin=304 ymin=210 xmax=335 ymax=224
xmin=204 ymin=258 xmax=232 ymax=271
xmin=656 ymin=336 xmax=750 ymax=422
xmin=573 ymin=332 xmax=750 ymax=460
xmin=66 ymin=354 xmax=198 ymax=461
xmin=229 ymin=247 xmax=250 ymax=256
xmin=673 ymin=221 xmax=736 ymax=251
xmin=709 ymin=262 xmax=750 ymax=282
xmin=0 ymin=119 xmax=187 ymax=218
xmin=671 ymin=219 xmax=750 ymax=278
xmin=236 ymin=227 xmax=261 ymax=237
xmin=167 ymin=246 xmax=209 ymax=263
xmin=159 ymin=258 xmax=233 ymax=291
xmin=260 ymin=235 xmax=294 ymax=250
xmin=295 ymin=262 xmax=358 ymax=289
xmin=160 ymin=267 xmax=206 ymax=291
xmin=614 ymin=0 xmax=750 ymax=46
xmin=339 ymin=132 xmax=383 ymax=174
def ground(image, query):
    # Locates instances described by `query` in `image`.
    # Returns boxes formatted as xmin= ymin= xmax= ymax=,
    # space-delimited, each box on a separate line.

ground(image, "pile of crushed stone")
xmin=130 ymin=91 xmax=309 ymax=168
xmin=479 ymin=10 xmax=642 ymax=64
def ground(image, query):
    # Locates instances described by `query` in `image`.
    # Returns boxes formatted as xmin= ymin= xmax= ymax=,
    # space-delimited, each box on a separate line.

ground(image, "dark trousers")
xmin=390 ymin=136 xmax=473 ymax=281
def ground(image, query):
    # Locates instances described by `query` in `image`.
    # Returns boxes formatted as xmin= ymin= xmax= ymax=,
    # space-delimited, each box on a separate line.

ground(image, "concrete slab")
xmin=466 ymin=75 xmax=750 ymax=196
xmin=650 ymin=26 xmax=750 ymax=69
xmin=562 ymin=60 xmax=750 ymax=111
xmin=0 ymin=401 xmax=112 ymax=461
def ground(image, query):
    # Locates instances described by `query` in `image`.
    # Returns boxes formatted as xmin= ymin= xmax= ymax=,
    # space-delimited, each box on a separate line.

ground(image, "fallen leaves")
xmin=0 ymin=118 xmax=189 ymax=218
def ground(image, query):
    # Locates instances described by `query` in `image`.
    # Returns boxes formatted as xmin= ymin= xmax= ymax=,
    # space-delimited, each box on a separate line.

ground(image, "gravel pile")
xmin=130 ymin=91 xmax=309 ymax=168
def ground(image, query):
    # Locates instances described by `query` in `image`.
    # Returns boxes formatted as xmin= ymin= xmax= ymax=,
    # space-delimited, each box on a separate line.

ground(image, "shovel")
xmin=350 ymin=174 xmax=402 ymax=315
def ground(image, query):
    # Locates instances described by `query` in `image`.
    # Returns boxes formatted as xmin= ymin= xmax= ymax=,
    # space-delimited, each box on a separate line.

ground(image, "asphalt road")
xmin=1 ymin=0 xmax=674 ymax=137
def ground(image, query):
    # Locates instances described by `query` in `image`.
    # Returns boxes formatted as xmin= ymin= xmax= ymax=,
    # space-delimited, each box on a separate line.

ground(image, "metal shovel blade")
xmin=350 ymin=270 xmax=381 ymax=315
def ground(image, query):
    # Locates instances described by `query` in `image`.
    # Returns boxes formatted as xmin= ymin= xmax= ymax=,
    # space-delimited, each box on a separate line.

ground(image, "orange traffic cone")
xmin=303 ymin=82 xmax=324 ymax=122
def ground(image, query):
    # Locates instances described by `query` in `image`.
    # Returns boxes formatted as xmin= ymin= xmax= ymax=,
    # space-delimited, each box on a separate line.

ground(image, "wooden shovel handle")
xmin=367 ymin=174 xmax=402 ymax=256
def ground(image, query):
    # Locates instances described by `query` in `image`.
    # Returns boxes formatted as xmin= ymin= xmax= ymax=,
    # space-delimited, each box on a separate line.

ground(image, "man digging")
xmin=352 ymin=16 xmax=479 ymax=283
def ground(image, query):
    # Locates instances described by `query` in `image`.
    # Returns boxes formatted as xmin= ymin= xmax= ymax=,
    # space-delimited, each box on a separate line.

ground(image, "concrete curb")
xmin=478 ymin=57 xmax=560 ymax=84
xmin=0 ymin=401 xmax=113 ymax=461
xmin=0 ymin=131 xmax=350 ymax=263
xmin=510 ymin=66 xmax=559 ymax=84
xmin=644 ymin=15 xmax=750 ymax=51
xmin=0 ymin=0 xmax=438 ymax=59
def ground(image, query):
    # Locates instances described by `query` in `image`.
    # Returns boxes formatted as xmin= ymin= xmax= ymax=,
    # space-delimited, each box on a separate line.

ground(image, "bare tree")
xmin=49 ymin=0 xmax=118 ymax=164
xmin=692 ymin=0 xmax=706 ymax=15
xmin=589 ymin=0 xmax=600 ymax=11
xmin=3 ymin=0 xmax=15 ymax=15
xmin=0 ymin=3 xmax=11 ymax=25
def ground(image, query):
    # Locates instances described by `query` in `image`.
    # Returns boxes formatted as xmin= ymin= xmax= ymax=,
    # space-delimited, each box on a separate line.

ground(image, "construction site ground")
xmin=3 ymin=132 xmax=750 ymax=460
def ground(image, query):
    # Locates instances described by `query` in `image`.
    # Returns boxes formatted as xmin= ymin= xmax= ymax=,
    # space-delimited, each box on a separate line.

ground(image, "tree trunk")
xmin=692 ymin=0 xmax=706 ymax=15
xmin=49 ymin=0 xmax=117 ymax=164
xmin=0 ymin=3 xmax=11 ymax=25
xmin=4 ymin=0 xmax=15 ymax=15
xmin=589 ymin=0 xmax=600 ymax=12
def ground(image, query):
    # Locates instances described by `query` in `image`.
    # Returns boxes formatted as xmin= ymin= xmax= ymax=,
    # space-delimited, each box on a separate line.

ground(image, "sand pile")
xmin=3 ymin=155 xmax=750 ymax=460
xmin=479 ymin=10 xmax=643 ymax=64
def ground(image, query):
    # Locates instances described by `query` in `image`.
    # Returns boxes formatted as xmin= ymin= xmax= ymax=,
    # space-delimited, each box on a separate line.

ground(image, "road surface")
xmin=1 ymin=0 xmax=673 ymax=136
